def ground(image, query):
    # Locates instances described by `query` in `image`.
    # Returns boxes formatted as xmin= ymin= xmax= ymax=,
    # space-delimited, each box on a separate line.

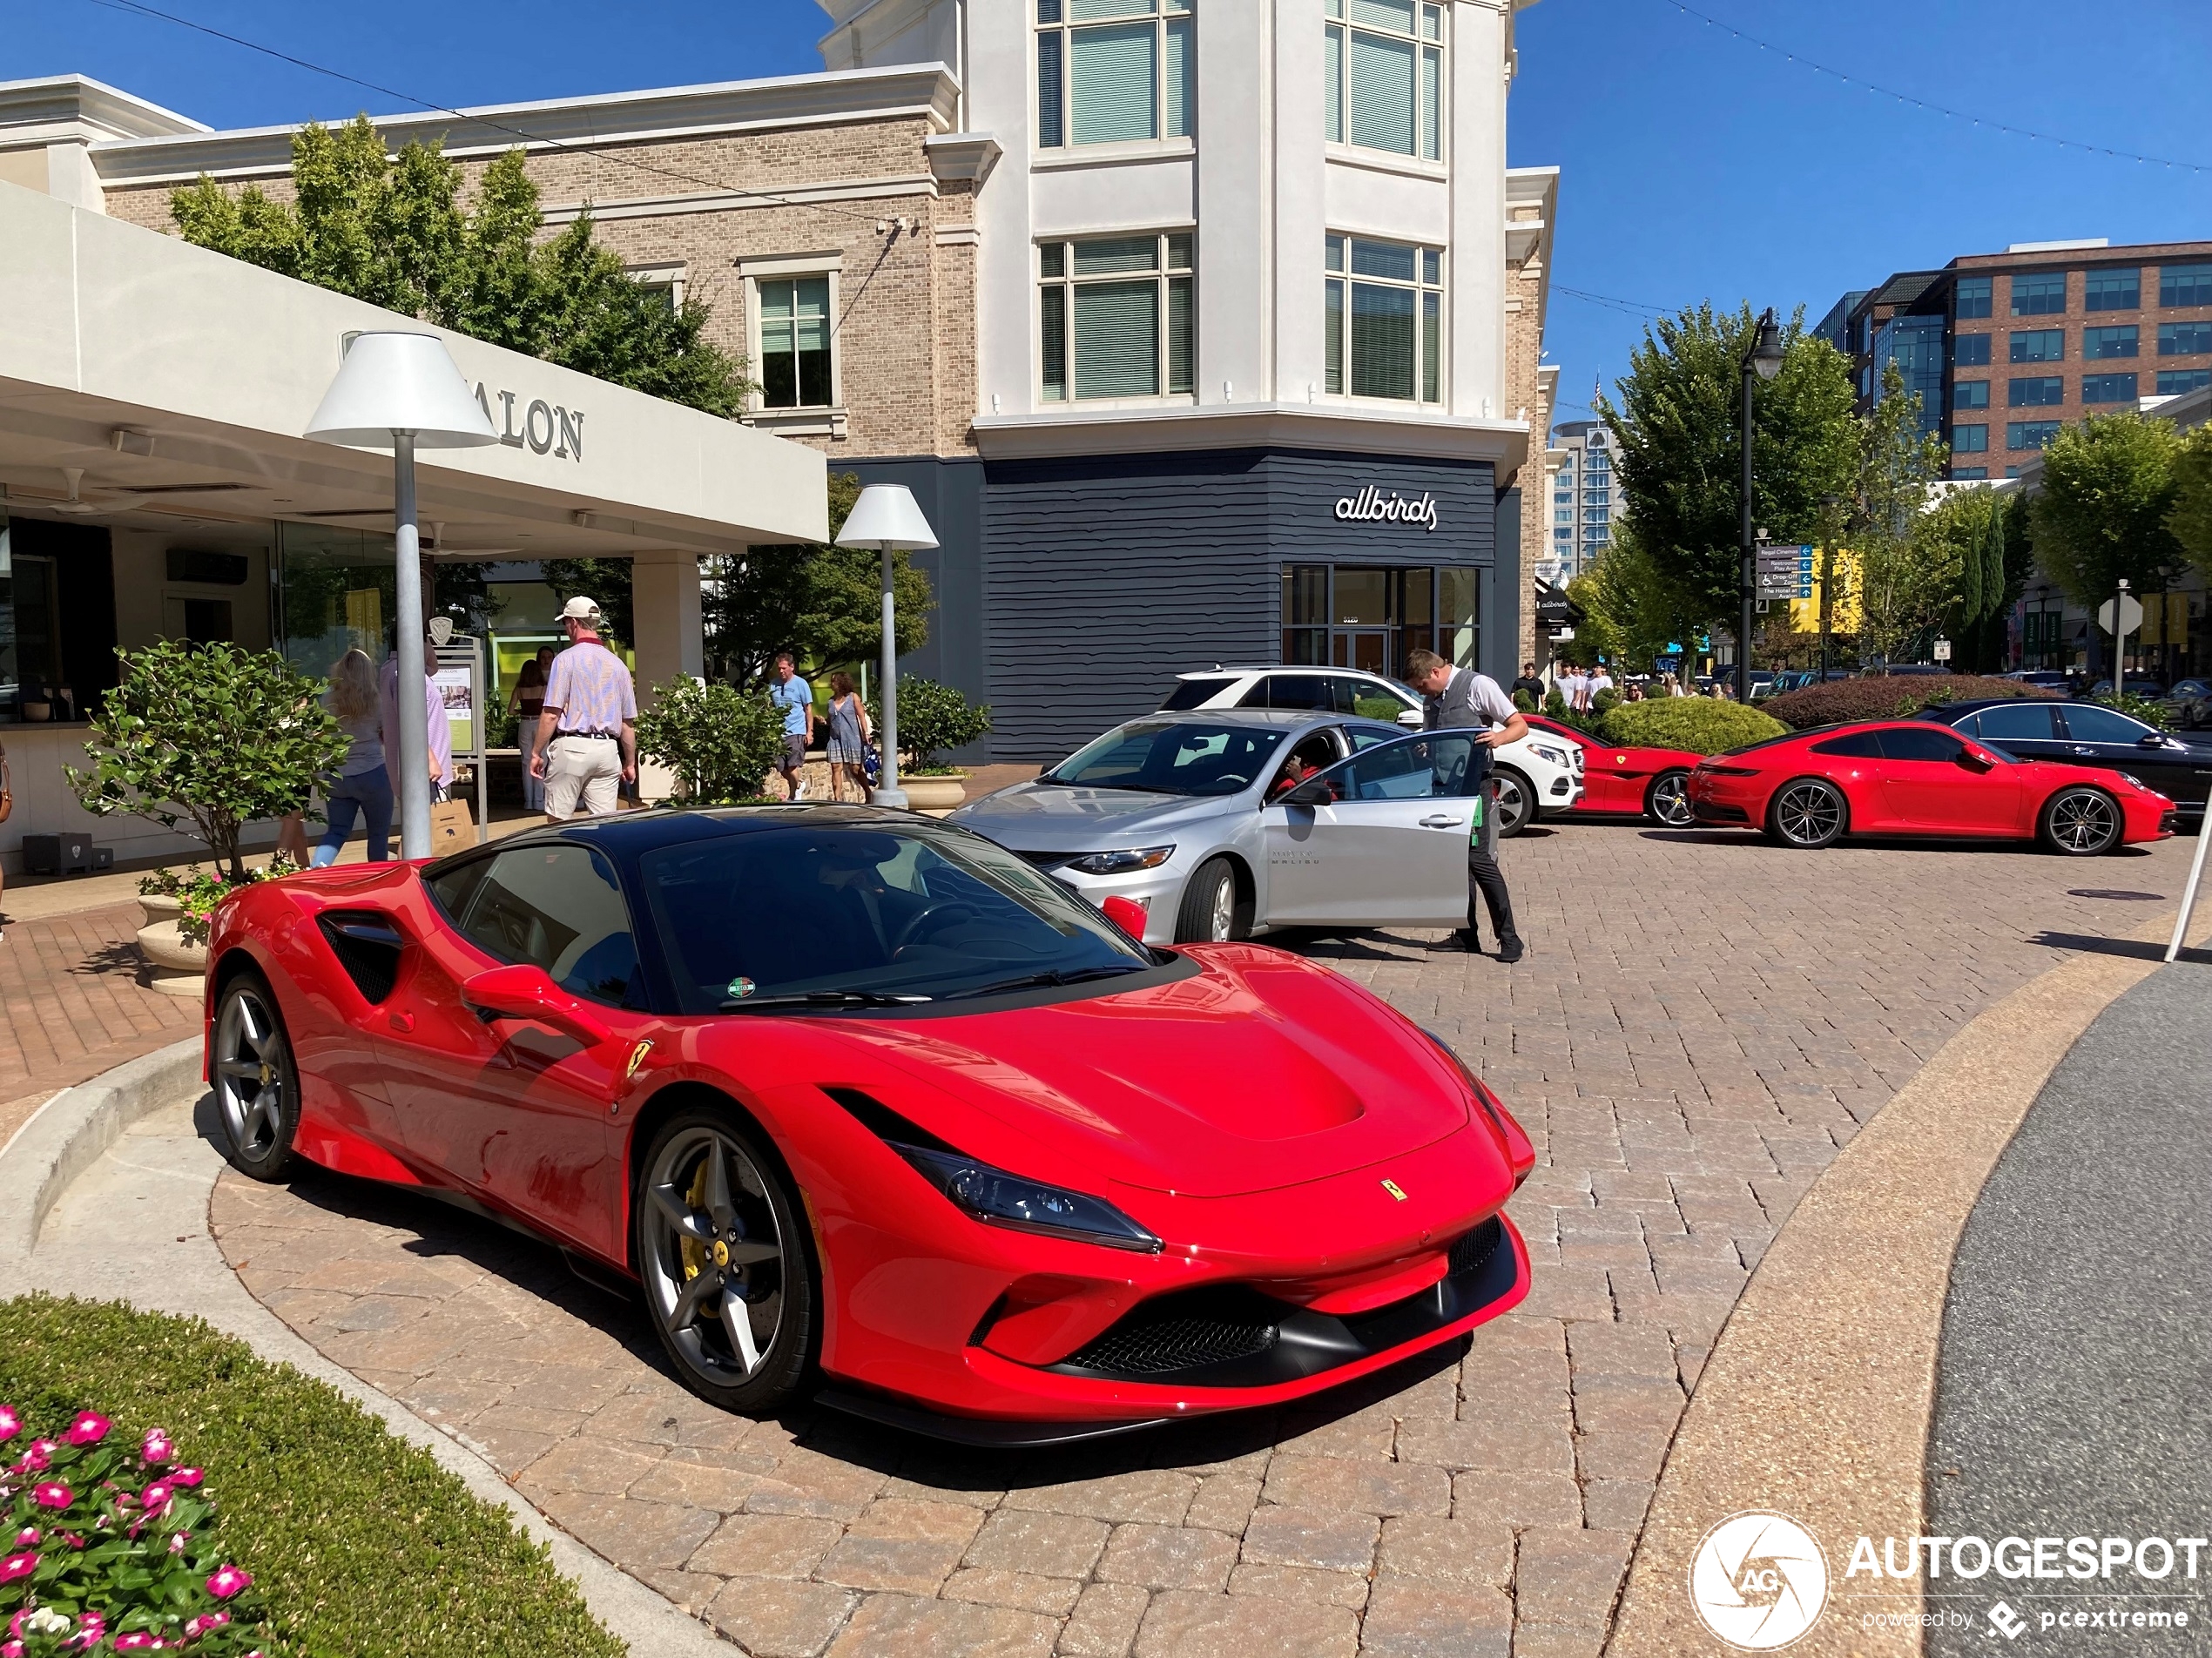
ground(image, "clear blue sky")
xmin=12 ymin=0 xmax=2210 ymax=432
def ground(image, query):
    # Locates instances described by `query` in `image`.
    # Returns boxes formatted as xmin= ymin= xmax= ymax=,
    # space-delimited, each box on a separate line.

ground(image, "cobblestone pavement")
xmin=205 ymin=825 xmax=2196 ymax=1656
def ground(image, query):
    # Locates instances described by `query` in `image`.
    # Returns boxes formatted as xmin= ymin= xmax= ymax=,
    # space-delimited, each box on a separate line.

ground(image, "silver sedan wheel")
xmin=213 ymin=985 xmax=287 ymax=1164
xmin=641 ymin=1127 xmax=787 ymax=1387
xmin=1207 ymin=873 xmax=1236 ymax=940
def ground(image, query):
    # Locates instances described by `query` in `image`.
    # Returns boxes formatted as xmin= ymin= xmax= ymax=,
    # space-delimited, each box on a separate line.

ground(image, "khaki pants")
xmin=543 ymin=734 xmax=621 ymax=819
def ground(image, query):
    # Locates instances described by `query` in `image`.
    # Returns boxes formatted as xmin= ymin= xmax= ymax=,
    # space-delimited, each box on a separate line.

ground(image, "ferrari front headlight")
xmin=893 ymin=1144 xmax=1163 ymax=1253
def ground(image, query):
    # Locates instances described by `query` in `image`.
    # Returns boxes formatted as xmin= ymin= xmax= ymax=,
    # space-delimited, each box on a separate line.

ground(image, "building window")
xmin=2085 ymin=270 xmax=2141 ymax=312
xmin=1554 ymin=527 xmax=1572 ymax=543
xmin=1954 ymin=276 xmax=1993 ymax=320
xmin=2159 ymin=320 xmax=2212 ymax=357
xmin=1955 ymin=333 xmax=1992 ymax=367
xmin=1583 ymin=506 xmax=1609 ymax=526
xmin=2007 ymin=376 xmax=2064 ymax=408
xmin=1325 ymin=0 xmax=1445 ymax=161
xmin=2009 ymin=329 xmax=2065 ymax=364
xmin=756 ymin=277 xmax=833 ymax=409
xmin=2010 ymin=273 xmax=2067 ymax=316
xmin=1952 ymin=379 xmax=1990 ymax=409
xmin=2159 ymin=262 xmax=2212 ymax=308
xmin=1952 ymin=423 xmax=1989 ymax=453
xmin=1588 ymin=525 xmax=1610 ymax=545
xmin=1325 ymin=234 xmax=1444 ymax=402
xmin=2081 ymin=372 xmax=2138 ymax=404
xmin=2083 ymin=325 xmax=2139 ymax=360
xmin=1036 ymin=0 xmax=1195 ymax=150
xmin=1282 ymin=563 xmax=1479 ymax=671
xmin=2159 ymin=368 xmax=2212 ymax=396
xmin=1952 ymin=467 xmax=1988 ymax=480
xmin=2006 ymin=420 xmax=2061 ymax=451
xmin=1554 ymin=509 xmax=1571 ymax=525
xmin=1039 ymin=233 xmax=1194 ymax=401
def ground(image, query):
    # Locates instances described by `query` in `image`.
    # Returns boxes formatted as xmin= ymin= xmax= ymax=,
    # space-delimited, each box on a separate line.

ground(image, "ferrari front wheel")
xmin=636 ymin=1111 xmax=817 ymax=1415
xmin=212 ymin=972 xmax=301 ymax=1182
xmin=2039 ymin=786 xmax=2121 ymax=856
xmin=1645 ymin=769 xmax=1694 ymax=827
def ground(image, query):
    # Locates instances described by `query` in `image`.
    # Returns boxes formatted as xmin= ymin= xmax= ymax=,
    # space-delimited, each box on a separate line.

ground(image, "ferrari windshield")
xmin=638 ymin=824 xmax=1153 ymax=1014
xmin=1044 ymin=721 xmax=1287 ymax=795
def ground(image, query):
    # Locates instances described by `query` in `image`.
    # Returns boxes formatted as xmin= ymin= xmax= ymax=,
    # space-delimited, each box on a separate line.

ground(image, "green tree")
xmin=2169 ymin=421 xmax=2212 ymax=579
xmin=69 ymin=643 xmax=352 ymax=882
xmin=2030 ymin=411 xmax=2183 ymax=676
xmin=172 ymin=119 xmax=749 ymax=416
xmin=634 ymin=677 xmax=782 ymax=804
xmin=1568 ymin=520 xmax=1706 ymax=676
xmin=1848 ymin=366 xmax=1952 ymax=666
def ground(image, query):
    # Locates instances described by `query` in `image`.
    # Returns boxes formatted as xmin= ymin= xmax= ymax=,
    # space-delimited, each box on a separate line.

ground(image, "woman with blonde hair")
xmin=312 ymin=648 xmax=393 ymax=866
xmin=823 ymin=671 xmax=873 ymax=802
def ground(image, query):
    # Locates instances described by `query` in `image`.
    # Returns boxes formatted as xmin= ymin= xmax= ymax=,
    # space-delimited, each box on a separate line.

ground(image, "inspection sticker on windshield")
xmin=727 ymin=977 xmax=756 ymax=1001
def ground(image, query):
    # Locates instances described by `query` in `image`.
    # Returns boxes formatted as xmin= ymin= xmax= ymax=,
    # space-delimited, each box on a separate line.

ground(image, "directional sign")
xmin=1756 ymin=543 xmax=1815 ymax=600
xmin=2096 ymin=594 xmax=2145 ymax=637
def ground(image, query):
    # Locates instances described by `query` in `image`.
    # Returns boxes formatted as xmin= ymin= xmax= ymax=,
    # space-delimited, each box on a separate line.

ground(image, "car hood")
xmin=949 ymin=783 xmax=1243 ymax=848
xmin=813 ymin=947 xmax=1475 ymax=1198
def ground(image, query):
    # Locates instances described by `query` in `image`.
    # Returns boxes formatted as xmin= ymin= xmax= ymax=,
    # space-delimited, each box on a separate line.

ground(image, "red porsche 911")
xmin=1524 ymin=715 xmax=1702 ymax=826
xmin=1687 ymin=720 xmax=2177 ymax=853
xmin=203 ymin=809 xmax=1533 ymax=1444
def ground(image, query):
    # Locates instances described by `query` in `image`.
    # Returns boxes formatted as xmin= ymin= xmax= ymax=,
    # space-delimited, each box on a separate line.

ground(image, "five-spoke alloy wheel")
xmin=1646 ymin=770 xmax=1694 ymax=827
xmin=636 ymin=1113 xmax=816 ymax=1413
xmin=2039 ymin=785 xmax=2121 ymax=856
xmin=1767 ymin=778 xmax=1847 ymax=849
xmin=212 ymin=973 xmax=300 ymax=1181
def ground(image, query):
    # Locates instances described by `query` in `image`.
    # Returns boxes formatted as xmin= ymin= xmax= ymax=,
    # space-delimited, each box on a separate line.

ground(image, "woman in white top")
xmin=312 ymin=650 xmax=394 ymax=867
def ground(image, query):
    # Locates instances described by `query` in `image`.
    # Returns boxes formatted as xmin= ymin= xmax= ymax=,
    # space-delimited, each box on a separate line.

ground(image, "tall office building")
xmin=1536 ymin=420 xmax=1621 ymax=588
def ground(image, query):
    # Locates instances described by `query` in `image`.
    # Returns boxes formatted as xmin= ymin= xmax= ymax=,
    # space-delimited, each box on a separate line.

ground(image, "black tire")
xmin=635 ymin=1109 xmax=818 ymax=1416
xmin=210 ymin=971 xmax=302 ymax=1181
xmin=1491 ymin=768 xmax=1534 ymax=839
xmin=2038 ymin=785 xmax=2122 ymax=856
xmin=1644 ymin=769 xmax=1694 ymax=827
xmin=1765 ymin=776 xmax=1847 ymax=848
xmin=1174 ymin=855 xmax=1248 ymax=944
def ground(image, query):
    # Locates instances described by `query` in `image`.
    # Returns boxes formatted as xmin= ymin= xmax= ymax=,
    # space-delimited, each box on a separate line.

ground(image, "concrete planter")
xmin=900 ymin=772 xmax=968 ymax=814
xmin=136 ymin=920 xmax=208 ymax=997
xmin=138 ymin=893 xmax=184 ymax=927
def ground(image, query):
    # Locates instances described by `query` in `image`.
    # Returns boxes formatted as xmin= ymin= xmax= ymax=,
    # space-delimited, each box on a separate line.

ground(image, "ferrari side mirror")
xmin=462 ymin=963 xmax=615 ymax=1048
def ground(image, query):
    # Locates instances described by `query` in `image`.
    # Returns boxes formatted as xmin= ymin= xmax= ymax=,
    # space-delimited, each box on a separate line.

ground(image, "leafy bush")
xmin=1597 ymin=698 xmax=1787 ymax=756
xmin=170 ymin=859 xmax=302 ymax=949
xmin=635 ymin=676 xmax=784 ymax=805
xmin=1591 ymin=688 xmax=1621 ymax=720
xmin=70 ymin=644 xmax=351 ymax=883
xmin=1510 ymin=689 xmax=1536 ymax=714
xmin=871 ymin=677 xmax=991 ymax=774
xmin=0 ymin=1297 xmax=619 ymax=1658
xmin=1763 ymin=673 xmax=2053 ymax=731
xmin=1542 ymin=687 xmax=1569 ymax=720
xmin=2093 ymin=691 xmax=2170 ymax=730
xmin=1352 ymin=696 xmax=1406 ymax=723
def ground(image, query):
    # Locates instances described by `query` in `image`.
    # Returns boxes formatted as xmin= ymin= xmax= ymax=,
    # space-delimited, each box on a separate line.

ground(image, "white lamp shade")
xmin=835 ymin=483 xmax=939 ymax=549
xmin=306 ymin=332 xmax=500 ymax=449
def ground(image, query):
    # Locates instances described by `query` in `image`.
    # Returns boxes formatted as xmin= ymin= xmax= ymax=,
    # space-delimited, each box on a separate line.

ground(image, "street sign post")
xmin=2095 ymin=594 xmax=2144 ymax=637
xmin=1755 ymin=543 xmax=1813 ymax=601
xmin=1933 ymin=638 xmax=1952 ymax=662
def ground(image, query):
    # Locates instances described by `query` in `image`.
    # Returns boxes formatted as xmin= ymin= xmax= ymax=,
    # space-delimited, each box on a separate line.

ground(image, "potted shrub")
xmin=635 ymin=676 xmax=785 ymax=805
xmin=136 ymin=866 xmax=188 ymax=927
xmin=871 ymin=677 xmax=991 ymax=812
xmin=134 ymin=860 xmax=300 ymax=997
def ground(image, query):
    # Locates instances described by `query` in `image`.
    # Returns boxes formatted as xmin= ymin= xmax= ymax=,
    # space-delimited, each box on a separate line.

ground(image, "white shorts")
xmin=543 ymin=734 xmax=621 ymax=820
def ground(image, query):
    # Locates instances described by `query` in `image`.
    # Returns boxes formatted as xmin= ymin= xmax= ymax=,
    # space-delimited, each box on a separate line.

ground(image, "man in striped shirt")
xmin=530 ymin=596 xmax=637 ymax=821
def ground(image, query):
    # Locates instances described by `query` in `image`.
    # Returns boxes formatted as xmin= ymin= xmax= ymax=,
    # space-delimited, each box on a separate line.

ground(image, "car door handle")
xmin=1420 ymin=814 xmax=1465 ymax=828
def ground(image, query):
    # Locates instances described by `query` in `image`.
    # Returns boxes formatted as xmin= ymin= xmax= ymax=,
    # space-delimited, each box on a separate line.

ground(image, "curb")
xmin=0 ymin=1036 xmax=201 ymax=1262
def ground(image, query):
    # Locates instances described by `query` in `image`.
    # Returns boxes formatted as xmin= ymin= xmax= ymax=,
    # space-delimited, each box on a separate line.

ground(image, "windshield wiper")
xmin=939 ymin=963 xmax=1150 ymax=1002
xmin=718 ymin=990 xmax=934 ymax=1013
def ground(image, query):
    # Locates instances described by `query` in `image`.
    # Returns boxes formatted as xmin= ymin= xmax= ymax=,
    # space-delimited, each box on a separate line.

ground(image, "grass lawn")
xmin=0 ymin=1296 xmax=625 ymax=1658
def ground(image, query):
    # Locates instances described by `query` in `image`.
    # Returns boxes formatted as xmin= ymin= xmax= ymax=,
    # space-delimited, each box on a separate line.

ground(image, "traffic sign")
xmin=1755 ymin=542 xmax=1809 ymax=600
xmin=1932 ymin=638 xmax=1952 ymax=662
xmin=2096 ymin=594 xmax=2144 ymax=637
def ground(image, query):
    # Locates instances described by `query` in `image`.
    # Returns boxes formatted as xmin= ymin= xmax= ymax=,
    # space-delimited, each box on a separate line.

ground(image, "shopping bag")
xmin=863 ymin=742 xmax=882 ymax=785
xmin=429 ymin=795 xmax=475 ymax=851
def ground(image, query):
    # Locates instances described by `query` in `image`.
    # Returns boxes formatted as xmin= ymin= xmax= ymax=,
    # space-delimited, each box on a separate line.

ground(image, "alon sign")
xmin=473 ymin=383 xmax=585 ymax=462
xmin=1334 ymin=485 xmax=1440 ymax=531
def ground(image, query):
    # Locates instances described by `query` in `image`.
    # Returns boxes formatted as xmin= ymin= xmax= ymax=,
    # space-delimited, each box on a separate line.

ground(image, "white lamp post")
xmin=834 ymin=484 xmax=939 ymax=809
xmin=306 ymin=334 xmax=497 ymax=856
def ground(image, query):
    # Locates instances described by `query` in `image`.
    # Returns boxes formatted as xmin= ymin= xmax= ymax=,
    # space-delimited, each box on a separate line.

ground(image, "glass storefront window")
xmin=276 ymin=522 xmax=397 ymax=683
xmin=0 ymin=512 xmax=65 ymax=722
xmin=1281 ymin=562 xmax=1479 ymax=676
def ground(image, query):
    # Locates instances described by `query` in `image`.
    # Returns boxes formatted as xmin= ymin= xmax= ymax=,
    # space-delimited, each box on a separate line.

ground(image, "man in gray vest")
xmin=1406 ymin=649 xmax=1528 ymax=961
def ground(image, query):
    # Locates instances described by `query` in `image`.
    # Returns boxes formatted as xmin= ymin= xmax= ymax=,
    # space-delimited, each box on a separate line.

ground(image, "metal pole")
xmin=2166 ymin=817 xmax=2212 ymax=961
xmin=1818 ymin=495 xmax=1837 ymax=684
xmin=1738 ymin=360 xmax=1755 ymax=704
xmin=871 ymin=544 xmax=907 ymax=809
xmin=2114 ymin=577 xmax=2128 ymax=704
xmin=391 ymin=432 xmax=432 ymax=857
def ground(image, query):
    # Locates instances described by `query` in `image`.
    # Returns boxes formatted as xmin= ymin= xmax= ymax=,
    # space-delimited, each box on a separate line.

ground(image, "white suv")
xmin=1160 ymin=666 xmax=1582 ymax=835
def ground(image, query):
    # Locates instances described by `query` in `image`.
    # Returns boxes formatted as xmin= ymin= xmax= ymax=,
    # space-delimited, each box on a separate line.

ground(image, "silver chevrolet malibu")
xmin=948 ymin=710 xmax=1496 ymax=946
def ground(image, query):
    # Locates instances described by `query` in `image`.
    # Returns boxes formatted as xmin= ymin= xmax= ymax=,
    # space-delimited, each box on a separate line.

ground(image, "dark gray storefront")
xmin=852 ymin=446 xmax=1513 ymax=765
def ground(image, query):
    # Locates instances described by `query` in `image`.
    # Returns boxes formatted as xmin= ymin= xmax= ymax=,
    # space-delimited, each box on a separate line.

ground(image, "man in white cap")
xmin=530 ymin=596 xmax=637 ymax=821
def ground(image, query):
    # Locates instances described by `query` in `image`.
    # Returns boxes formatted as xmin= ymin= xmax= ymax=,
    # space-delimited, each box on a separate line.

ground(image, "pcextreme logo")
xmin=1689 ymin=1511 xmax=1831 ymax=1650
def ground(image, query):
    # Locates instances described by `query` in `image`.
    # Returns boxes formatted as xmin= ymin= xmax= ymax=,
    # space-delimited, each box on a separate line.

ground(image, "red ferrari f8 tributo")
xmin=204 ymin=808 xmax=1532 ymax=1443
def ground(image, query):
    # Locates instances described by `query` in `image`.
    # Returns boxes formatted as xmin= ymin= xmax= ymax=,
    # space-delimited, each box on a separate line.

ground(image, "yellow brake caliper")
xmin=679 ymin=1158 xmax=710 ymax=1284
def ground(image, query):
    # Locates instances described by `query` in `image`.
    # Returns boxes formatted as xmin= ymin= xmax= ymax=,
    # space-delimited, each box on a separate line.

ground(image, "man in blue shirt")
xmin=769 ymin=652 xmax=815 ymax=800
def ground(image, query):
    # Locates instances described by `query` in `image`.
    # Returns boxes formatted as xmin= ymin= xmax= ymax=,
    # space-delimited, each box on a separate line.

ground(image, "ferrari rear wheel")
xmin=1645 ymin=770 xmax=1694 ymax=827
xmin=212 ymin=972 xmax=300 ymax=1182
xmin=1766 ymin=777 xmax=1847 ymax=849
xmin=637 ymin=1112 xmax=816 ymax=1414
xmin=2039 ymin=786 xmax=2121 ymax=856
xmin=1491 ymin=768 xmax=1533 ymax=839
xmin=1174 ymin=857 xmax=1248 ymax=944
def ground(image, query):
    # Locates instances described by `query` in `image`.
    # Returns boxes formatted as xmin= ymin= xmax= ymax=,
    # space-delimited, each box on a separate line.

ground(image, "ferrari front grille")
xmin=1064 ymin=1311 xmax=1278 ymax=1376
xmin=1448 ymin=1217 xmax=1503 ymax=1277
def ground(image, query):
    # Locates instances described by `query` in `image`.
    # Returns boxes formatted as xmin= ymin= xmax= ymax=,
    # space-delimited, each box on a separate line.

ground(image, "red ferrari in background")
xmin=1524 ymin=714 xmax=1702 ymax=826
xmin=1688 ymin=720 xmax=2177 ymax=853
xmin=203 ymin=808 xmax=1533 ymax=1444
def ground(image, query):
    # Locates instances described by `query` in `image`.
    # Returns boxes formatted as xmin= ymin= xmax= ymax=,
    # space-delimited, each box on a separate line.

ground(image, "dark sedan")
xmin=1912 ymin=698 xmax=2212 ymax=824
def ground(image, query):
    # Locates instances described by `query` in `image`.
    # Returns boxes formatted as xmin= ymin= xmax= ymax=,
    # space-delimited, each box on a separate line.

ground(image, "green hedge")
xmin=0 ymin=1297 xmax=623 ymax=1658
xmin=1763 ymin=673 xmax=2053 ymax=731
xmin=1595 ymin=698 xmax=1787 ymax=756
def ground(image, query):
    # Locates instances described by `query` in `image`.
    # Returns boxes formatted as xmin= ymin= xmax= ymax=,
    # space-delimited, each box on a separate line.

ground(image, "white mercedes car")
xmin=1159 ymin=666 xmax=1582 ymax=835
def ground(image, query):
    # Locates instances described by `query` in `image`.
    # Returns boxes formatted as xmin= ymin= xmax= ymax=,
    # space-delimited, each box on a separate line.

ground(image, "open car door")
xmin=1261 ymin=732 xmax=1481 ymax=928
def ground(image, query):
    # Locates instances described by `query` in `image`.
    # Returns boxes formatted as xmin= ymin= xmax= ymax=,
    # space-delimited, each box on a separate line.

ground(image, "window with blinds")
xmin=757 ymin=276 xmax=833 ymax=409
xmin=1324 ymin=234 xmax=1443 ymax=403
xmin=1324 ymin=0 xmax=1443 ymax=162
xmin=1040 ymin=233 xmax=1195 ymax=402
xmin=1036 ymin=0 xmax=1195 ymax=149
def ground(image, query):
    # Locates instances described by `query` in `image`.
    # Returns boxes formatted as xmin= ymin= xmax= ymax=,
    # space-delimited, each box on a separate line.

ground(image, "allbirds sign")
xmin=1334 ymin=486 xmax=1440 ymax=531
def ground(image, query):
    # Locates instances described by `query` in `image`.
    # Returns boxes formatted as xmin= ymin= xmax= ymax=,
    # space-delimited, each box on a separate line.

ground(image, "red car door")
xmin=1874 ymin=725 xmax=2022 ymax=832
xmin=381 ymin=844 xmax=646 ymax=1262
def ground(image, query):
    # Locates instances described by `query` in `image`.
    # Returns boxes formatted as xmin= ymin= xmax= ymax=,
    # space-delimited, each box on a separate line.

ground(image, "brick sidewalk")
xmin=181 ymin=827 xmax=2203 ymax=1652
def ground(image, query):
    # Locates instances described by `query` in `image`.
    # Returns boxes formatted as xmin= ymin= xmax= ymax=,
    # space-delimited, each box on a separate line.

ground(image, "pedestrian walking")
xmin=1511 ymin=660 xmax=1546 ymax=704
xmin=1565 ymin=664 xmax=1591 ymax=712
xmin=312 ymin=648 xmax=393 ymax=867
xmin=530 ymin=597 xmax=637 ymax=821
xmin=381 ymin=633 xmax=454 ymax=799
xmin=769 ymin=653 xmax=815 ymax=801
xmin=1589 ymin=664 xmax=1615 ymax=701
xmin=509 ymin=648 xmax=554 ymax=812
xmin=824 ymin=672 xmax=873 ymax=803
xmin=1406 ymin=648 xmax=1528 ymax=963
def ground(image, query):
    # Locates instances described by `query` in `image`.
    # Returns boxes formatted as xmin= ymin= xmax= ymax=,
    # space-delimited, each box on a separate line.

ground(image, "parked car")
xmin=1743 ymin=670 xmax=1779 ymax=699
xmin=2162 ymin=678 xmax=2212 ymax=731
xmin=2087 ymin=678 xmax=2167 ymax=701
xmin=1910 ymin=698 xmax=2212 ymax=826
xmin=1877 ymin=663 xmax=1952 ymax=677
xmin=1688 ymin=720 xmax=2175 ymax=854
xmin=1523 ymin=715 xmax=1701 ymax=826
xmin=955 ymin=715 xmax=1552 ymax=943
xmin=2002 ymin=670 xmax=2074 ymax=692
xmin=1158 ymin=667 xmax=1583 ymax=835
xmin=205 ymin=809 xmax=1534 ymax=1440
